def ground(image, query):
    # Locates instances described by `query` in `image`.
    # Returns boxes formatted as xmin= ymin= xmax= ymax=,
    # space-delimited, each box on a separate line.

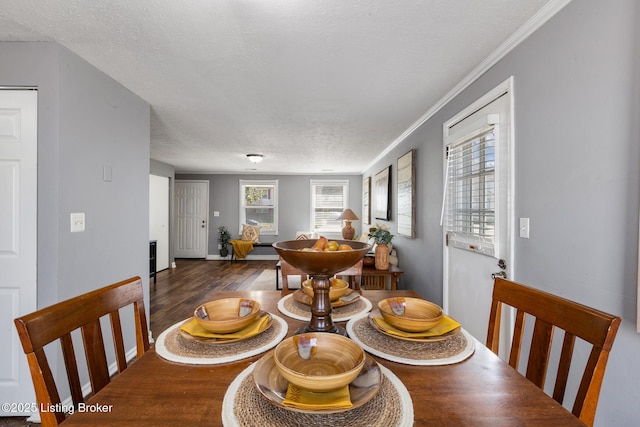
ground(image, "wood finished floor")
xmin=150 ymin=258 xmax=276 ymax=338
xmin=2 ymin=259 xmax=274 ymax=427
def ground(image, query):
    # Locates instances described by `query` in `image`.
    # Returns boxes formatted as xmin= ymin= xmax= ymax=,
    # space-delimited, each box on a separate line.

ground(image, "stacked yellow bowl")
xmin=193 ymin=298 xmax=261 ymax=334
xmin=273 ymin=333 xmax=365 ymax=392
xmin=378 ymin=297 xmax=443 ymax=333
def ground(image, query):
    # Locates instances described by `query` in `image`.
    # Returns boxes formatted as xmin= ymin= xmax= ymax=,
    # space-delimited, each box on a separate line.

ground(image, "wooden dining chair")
xmin=336 ymin=259 xmax=363 ymax=291
xmin=14 ymin=276 xmax=150 ymax=427
xmin=279 ymin=258 xmax=308 ymax=295
xmin=486 ymin=277 xmax=621 ymax=426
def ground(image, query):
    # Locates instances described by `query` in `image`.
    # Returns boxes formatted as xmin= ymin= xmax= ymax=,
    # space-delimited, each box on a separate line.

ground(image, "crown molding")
xmin=362 ymin=0 xmax=573 ymax=174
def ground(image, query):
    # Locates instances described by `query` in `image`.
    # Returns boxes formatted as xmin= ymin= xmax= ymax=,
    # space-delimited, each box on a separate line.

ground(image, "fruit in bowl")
xmin=194 ymin=298 xmax=261 ymax=334
xmin=302 ymin=278 xmax=349 ymax=301
xmin=272 ymin=239 xmax=371 ymax=276
xmin=273 ymin=333 xmax=365 ymax=392
xmin=378 ymin=297 xmax=443 ymax=332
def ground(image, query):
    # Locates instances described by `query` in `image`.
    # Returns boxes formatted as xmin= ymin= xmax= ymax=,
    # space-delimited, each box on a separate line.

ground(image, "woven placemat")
xmin=155 ymin=314 xmax=288 ymax=364
xmin=222 ymin=360 xmax=413 ymax=427
xmin=346 ymin=313 xmax=475 ymax=366
xmin=277 ymin=293 xmax=372 ymax=322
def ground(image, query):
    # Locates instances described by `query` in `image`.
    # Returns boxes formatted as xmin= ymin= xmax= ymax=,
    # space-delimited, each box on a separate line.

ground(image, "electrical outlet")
xmin=70 ymin=213 xmax=85 ymax=232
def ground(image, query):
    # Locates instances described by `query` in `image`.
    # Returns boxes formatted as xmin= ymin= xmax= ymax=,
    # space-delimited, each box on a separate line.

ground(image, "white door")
xmin=175 ymin=180 xmax=208 ymax=258
xmin=149 ymin=175 xmax=170 ymax=271
xmin=0 ymin=89 xmax=38 ymax=414
xmin=443 ymin=79 xmax=514 ymax=352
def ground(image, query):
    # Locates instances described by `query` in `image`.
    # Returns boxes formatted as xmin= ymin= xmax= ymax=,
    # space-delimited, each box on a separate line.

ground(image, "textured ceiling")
xmin=0 ymin=1 xmax=564 ymax=174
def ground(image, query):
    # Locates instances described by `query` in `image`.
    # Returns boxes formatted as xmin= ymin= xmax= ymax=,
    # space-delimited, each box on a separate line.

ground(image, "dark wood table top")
xmin=62 ymin=290 xmax=583 ymax=426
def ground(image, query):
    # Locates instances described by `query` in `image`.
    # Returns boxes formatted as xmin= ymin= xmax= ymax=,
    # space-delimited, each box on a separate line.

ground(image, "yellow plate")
xmin=368 ymin=309 xmax=460 ymax=342
xmin=179 ymin=311 xmax=273 ymax=344
xmin=253 ymin=350 xmax=382 ymax=414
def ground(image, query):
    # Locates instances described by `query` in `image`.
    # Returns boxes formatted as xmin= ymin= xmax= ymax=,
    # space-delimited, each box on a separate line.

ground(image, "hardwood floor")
xmin=150 ymin=258 xmax=276 ymax=337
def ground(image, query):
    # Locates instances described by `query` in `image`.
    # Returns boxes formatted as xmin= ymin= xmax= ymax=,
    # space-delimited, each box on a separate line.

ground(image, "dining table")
xmin=61 ymin=290 xmax=584 ymax=426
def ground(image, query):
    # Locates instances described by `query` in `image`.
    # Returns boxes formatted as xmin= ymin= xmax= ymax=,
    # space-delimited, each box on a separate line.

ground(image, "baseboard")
xmin=206 ymin=254 xmax=279 ymax=261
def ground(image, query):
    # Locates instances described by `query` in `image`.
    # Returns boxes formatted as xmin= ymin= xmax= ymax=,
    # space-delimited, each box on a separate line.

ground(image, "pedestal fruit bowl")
xmin=273 ymin=239 xmax=370 ymax=334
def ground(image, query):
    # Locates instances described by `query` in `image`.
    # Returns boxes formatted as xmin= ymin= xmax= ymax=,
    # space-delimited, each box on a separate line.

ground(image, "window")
xmin=239 ymin=180 xmax=278 ymax=235
xmin=444 ymin=125 xmax=496 ymax=256
xmin=310 ymin=180 xmax=349 ymax=234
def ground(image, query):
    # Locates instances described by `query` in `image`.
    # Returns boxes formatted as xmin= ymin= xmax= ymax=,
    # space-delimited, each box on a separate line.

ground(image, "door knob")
xmin=491 ymin=271 xmax=507 ymax=279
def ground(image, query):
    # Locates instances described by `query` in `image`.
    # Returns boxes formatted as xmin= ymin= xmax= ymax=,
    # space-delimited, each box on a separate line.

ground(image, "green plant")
xmin=218 ymin=226 xmax=231 ymax=247
xmin=369 ymin=223 xmax=394 ymax=244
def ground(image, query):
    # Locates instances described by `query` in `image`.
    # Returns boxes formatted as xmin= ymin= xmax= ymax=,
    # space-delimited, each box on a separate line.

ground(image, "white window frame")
xmin=239 ymin=179 xmax=278 ymax=235
xmin=310 ymin=179 xmax=349 ymax=235
xmin=442 ymin=116 xmax=499 ymax=257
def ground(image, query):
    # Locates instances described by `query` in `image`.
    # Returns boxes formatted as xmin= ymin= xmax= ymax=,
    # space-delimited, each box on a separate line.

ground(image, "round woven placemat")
xmin=222 ymin=361 xmax=413 ymax=427
xmin=155 ymin=314 xmax=288 ymax=364
xmin=277 ymin=293 xmax=372 ymax=322
xmin=346 ymin=313 xmax=475 ymax=366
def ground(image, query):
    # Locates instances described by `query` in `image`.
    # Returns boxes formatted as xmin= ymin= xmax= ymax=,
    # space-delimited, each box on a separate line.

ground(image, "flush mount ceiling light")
xmin=246 ymin=154 xmax=265 ymax=163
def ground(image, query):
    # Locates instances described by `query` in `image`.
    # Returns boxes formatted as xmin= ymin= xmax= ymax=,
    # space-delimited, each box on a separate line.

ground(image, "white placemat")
xmin=346 ymin=312 xmax=475 ymax=366
xmin=155 ymin=314 xmax=288 ymax=364
xmin=277 ymin=293 xmax=372 ymax=322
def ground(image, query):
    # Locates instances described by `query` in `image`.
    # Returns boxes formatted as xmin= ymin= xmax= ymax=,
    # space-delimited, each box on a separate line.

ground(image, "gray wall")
xmin=362 ymin=0 xmax=640 ymax=425
xmin=1 ymin=41 xmax=150 ymax=398
xmin=176 ymin=174 xmax=362 ymax=256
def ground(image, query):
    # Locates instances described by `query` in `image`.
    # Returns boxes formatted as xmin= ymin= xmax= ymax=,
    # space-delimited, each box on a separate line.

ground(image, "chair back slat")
xmin=486 ymin=277 xmax=621 ymax=427
xmin=525 ymin=318 xmax=554 ymax=387
xmin=14 ymin=276 xmax=149 ymax=426
xmin=110 ymin=310 xmax=128 ymax=372
xmin=81 ymin=319 xmax=110 ymax=393
xmin=553 ymin=332 xmax=576 ymax=404
xmin=336 ymin=259 xmax=363 ymax=291
xmin=60 ymin=333 xmax=83 ymax=406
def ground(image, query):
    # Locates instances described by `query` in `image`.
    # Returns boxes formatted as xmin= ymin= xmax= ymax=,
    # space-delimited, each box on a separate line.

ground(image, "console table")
xmin=361 ymin=264 xmax=403 ymax=290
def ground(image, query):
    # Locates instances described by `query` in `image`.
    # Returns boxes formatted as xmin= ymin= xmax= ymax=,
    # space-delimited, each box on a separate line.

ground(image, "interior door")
xmin=175 ymin=180 xmax=208 ymax=258
xmin=149 ymin=174 xmax=170 ymax=271
xmin=443 ymin=79 xmax=514 ymax=352
xmin=0 ymin=89 xmax=37 ymax=414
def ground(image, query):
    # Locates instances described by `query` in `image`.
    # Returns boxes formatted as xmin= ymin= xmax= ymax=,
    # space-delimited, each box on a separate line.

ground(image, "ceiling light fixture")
xmin=246 ymin=154 xmax=265 ymax=163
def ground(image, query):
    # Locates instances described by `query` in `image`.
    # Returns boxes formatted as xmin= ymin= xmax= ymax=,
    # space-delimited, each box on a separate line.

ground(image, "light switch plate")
xmin=70 ymin=213 xmax=85 ymax=232
xmin=519 ymin=218 xmax=530 ymax=239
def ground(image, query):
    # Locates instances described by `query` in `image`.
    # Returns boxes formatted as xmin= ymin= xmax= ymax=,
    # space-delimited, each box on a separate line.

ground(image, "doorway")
xmin=0 ymin=89 xmax=38 ymax=414
xmin=175 ymin=180 xmax=209 ymax=258
xmin=149 ymin=174 xmax=170 ymax=271
xmin=442 ymin=78 xmax=514 ymax=351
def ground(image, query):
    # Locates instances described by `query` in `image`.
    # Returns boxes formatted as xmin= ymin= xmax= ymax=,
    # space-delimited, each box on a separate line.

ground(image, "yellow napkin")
xmin=282 ymin=384 xmax=352 ymax=410
xmin=180 ymin=314 xmax=269 ymax=339
xmin=373 ymin=315 xmax=460 ymax=338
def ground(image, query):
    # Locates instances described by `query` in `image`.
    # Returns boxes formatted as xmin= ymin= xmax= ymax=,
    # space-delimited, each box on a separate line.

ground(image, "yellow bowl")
xmin=194 ymin=298 xmax=261 ymax=334
xmin=378 ymin=297 xmax=443 ymax=332
xmin=274 ymin=333 xmax=365 ymax=392
xmin=301 ymin=278 xmax=349 ymax=301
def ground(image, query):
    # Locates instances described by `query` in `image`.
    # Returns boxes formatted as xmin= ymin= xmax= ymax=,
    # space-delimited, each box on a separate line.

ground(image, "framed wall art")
xmin=397 ymin=149 xmax=416 ymax=238
xmin=374 ymin=166 xmax=391 ymax=220
xmin=363 ymin=177 xmax=371 ymax=225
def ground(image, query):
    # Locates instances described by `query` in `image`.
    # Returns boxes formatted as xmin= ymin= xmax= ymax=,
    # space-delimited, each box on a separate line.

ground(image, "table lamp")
xmin=337 ymin=208 xmax=359 ymax=240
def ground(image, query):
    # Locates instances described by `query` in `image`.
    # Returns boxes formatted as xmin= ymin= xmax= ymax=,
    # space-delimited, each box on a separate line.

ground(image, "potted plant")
xmin=369 ymin=224 xmax=394 ymax=270
xmin=218 ymin=225 xmax=232 ymax=258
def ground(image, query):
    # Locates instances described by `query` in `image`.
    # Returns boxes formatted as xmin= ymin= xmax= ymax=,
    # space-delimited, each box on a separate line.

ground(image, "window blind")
xmin=444 ymin=126 xmax=496 ymax=256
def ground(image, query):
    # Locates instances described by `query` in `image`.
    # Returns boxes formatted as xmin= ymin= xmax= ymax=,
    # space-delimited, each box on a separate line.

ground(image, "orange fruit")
xmin=337 ymin=244 xmax=352 ymax=251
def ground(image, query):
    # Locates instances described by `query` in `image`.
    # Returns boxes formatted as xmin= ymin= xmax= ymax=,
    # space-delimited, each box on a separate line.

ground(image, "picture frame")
xmin=397 ymin=149 xmax=416 ymax=238
xmin=374 ymin=166 xmax=391 ymax=220
xmin=363 ymin=177 xmax=371 ymax=225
